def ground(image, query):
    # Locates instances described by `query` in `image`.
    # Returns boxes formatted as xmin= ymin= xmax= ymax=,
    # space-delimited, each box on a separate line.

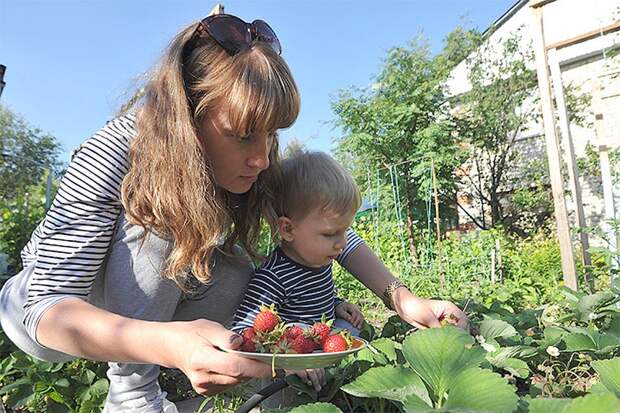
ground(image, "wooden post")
xmin=548 ymin=49 xmax=593 ymax=290
xmin=530 ymin=1 xmax=578 ymax=290
xmin=491 ymin=247 xmax=496 ymax=284
xmin=496 ymin=238 xmax=503 ymax=283
xmin=431 ymin=158 xmax=446 ymax=288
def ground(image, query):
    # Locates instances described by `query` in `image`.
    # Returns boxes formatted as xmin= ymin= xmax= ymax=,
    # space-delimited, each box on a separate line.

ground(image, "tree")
xmin=332 ymin=29 xmax=480 ymax=260
xmin=0 ymin=105 xmax=62 ymax=202
xmin=0 ymin=105 xmax=62 ymax=274
xmin=450 ymin=30 xmax=589 ymax=234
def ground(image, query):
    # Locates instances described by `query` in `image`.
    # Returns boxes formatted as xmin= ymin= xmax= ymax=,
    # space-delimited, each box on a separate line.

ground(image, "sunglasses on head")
xmin=187 ymin=13 xmax=282 ymax=56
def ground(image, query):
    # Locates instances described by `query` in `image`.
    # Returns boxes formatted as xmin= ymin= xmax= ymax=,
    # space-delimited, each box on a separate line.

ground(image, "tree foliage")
xmin=332 ymin=29 xmax=481 ymax=259
xmin=451 ymin=29 xmax=590 ymax=234
xmin=0 ymin=105 xmax=62 ymax=274
xmin=0 ymin=105 xmax=62 ymax=202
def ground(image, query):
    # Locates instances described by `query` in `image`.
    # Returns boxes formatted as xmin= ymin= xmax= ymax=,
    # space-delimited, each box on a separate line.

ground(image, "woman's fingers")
xmin=199 ymin=348 xmax=271 ymax=379
xmin=177 ymin=319 xmax=272 ymax=395
xmin=199 ymin=321 xmax=243 ymax=351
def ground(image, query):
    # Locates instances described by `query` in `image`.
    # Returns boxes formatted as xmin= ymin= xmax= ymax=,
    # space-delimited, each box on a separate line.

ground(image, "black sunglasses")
xmin=187 ymin=14 xmax=282 ymax=56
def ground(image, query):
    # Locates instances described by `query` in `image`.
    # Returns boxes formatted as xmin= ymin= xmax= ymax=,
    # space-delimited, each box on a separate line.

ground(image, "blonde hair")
xmin=278 ymin=151 xmax=361 ymax=220
xmin=120 ymin=19 xmax=300 ymax=289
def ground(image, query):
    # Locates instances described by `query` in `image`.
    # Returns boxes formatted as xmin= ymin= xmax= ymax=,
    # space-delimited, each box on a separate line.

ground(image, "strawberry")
xmin=290 ymin=335 xmax=317 ymax=354
xmin=285 ymin=326 xmax=304 ymax=341
xmin=253 ymin=304 xmax=281 ymax=333
xmin=311 ymin=322 xmax=332 ymax=346
xmin=240 ymin=327 xmax=256 ymax=352
xmin=322 ymin=332 xmax=352 ymax=353
xmin=439 ymin=313 xmax=459 ymax=327
xmin=310 ymin=314 xmax=334 ymax=347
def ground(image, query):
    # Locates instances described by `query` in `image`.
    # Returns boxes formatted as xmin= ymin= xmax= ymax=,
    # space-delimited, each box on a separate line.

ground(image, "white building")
xmin=446 ymin=0 xmax=620 ymax=236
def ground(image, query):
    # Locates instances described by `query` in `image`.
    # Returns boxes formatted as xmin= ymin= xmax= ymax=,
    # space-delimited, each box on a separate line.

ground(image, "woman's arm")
xmin=37 ymin=298 xmax=271 ymax=395
xmin=341 ymin=242 xmax=468 ymax=329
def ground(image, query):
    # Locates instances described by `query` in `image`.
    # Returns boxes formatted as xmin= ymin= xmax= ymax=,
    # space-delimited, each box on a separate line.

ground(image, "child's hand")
xmin=285 ymin=368 xmax=325 ymax=391
xmin=335 ymin=301 xmax=364 ymax=329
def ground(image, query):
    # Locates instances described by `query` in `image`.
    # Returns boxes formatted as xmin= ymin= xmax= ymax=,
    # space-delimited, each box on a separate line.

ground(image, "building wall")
xmin=446 ymin=0 xmax=620 ymax=235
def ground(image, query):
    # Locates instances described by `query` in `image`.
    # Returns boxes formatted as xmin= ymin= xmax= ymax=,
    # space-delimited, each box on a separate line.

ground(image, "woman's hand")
xmin=166 ymin=319 xmax=271 ymax=396
xmin=393 ymin=288 xmax=469 ymax=330
xmin=335 ymin=301 xmax=364 ymax=329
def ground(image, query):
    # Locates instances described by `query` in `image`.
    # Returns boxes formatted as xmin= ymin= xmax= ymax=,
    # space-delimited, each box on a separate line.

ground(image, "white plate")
xmin=222 ymin=337 xmax=368 ymax=369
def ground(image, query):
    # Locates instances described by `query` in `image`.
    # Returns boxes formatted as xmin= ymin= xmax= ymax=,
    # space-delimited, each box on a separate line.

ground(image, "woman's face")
xmin=197 ymin=108 xmax=274 ymax=194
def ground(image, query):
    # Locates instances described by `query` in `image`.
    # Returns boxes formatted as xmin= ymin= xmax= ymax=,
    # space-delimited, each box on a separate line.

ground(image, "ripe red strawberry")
xmin=240 ymin=327 xmax=256 ymax=352
xmin=290 ymin=335 xmax=316 ymax=354
xmin=253 ymin=305 xmax=281 ymax=333
xmin=311 ymin=322 xmax=332 ymax=346
xmin=322 ymin=332 xmax=351 ymax=353
xmin=285 ymin=326 xmax=304 ymax=341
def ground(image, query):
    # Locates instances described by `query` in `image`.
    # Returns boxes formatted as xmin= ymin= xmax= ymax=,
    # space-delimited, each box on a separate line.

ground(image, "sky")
xmin=1 ymin=0 xmax=516 ymax=162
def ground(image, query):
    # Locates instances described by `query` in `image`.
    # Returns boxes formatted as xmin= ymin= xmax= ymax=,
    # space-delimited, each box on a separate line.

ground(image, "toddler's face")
xmin=285 ymin=207 xmax=356 ymax=268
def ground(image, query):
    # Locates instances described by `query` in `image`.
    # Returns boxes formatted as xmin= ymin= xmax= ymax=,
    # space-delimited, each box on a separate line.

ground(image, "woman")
xmin=0 ymin=12 xmax=467 ymax=412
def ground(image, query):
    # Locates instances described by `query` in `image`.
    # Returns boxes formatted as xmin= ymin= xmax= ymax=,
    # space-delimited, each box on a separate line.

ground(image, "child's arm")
xmin=340 ymin=242 xmax=468 ymax=330
xmin=335 ymin=301 xmax=364 ymax=329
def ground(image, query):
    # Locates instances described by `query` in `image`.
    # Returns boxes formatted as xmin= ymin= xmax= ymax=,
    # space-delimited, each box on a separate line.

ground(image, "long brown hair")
xmin=120 ymin=20 xmax=300 ymax=289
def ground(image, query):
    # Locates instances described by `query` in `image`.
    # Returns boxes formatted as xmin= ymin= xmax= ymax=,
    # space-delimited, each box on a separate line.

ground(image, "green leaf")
xmin=488 ymin=346 xmax=537 ymax=365
xmin=525 ymin=398 xmax=570 ymax=413
xmin=78 ymin=400 xmax=98 ymax=413
xmin=402 ymin=392 xmax=436 ymax=412
xmin=494 ymin=358 xmax=530 ymax=379
xmin=562 ymin=329 xmax=619 ymax=353
xmin=341 ymin=366 xmax=430 ymax=404
xmin=285 ymin=375 xmax=317 ymax=400
xmin=55 ymin=378 xmax=70 ymax=388
xmin=47 ymin=390 xmax=68 ymax=405
xmin=87 ymin=378 xmax=109 ymax=397
xmin=562 ymin=332 xmax=596 ymax=351
xmin=443 ymin=367 xmax=519 ymax=413
xmin=480 ymin=317 xmax=518 ymax=340
xmin=576 ymin=292 xmax=619 ymax=322
xmin=0 ymin=377 xmax=29 ymax=395
xmin=563 ymin=393 xmax=620 ymax=413
xmin=592 ymin=357 xmax=620 ymax=398
xmin=47 ymin=401 xmax=69 ymax=413
xmin=402 ymin=326 xmax=485 ymax=399
xmin=608 ymin=314 xmax=620 ymax=337
xmin=539 ymin=327 xmax=565 ymax=348
xmin=288 ymin=402 xmax=343 ymax=413
xmin=5 ymin=384 xmax=34 ymax=408
xmin=369 ymin=338 xmax=398 ymax=362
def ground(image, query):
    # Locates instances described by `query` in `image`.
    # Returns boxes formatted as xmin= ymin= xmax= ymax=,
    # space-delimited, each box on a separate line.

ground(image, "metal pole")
xmin=592 ymin=79 xmax=619 ymax=278
xmin=0 ymin=65 xmax=6 ymax=99
xmin=598 ymin=146 xmax=619 ymax=275
xmin=530 ymin=1 xmax=578 ymax=290
xmin=45 ymin=168 xmax=53 ymax=211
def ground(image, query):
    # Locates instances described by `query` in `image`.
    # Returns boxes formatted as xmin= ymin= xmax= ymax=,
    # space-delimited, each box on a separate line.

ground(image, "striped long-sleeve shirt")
xmin=231 ymin=229 xmax=364 ymax=332
xmin=21 ymin=115 xmax=135 ymax=343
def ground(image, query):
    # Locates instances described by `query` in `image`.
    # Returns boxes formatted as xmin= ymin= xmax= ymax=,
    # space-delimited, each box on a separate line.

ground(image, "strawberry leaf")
xmin=402 ymin=326 xmax=485 ymax=401
xmin=341 ymin=365 xmax=431 ymax=405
